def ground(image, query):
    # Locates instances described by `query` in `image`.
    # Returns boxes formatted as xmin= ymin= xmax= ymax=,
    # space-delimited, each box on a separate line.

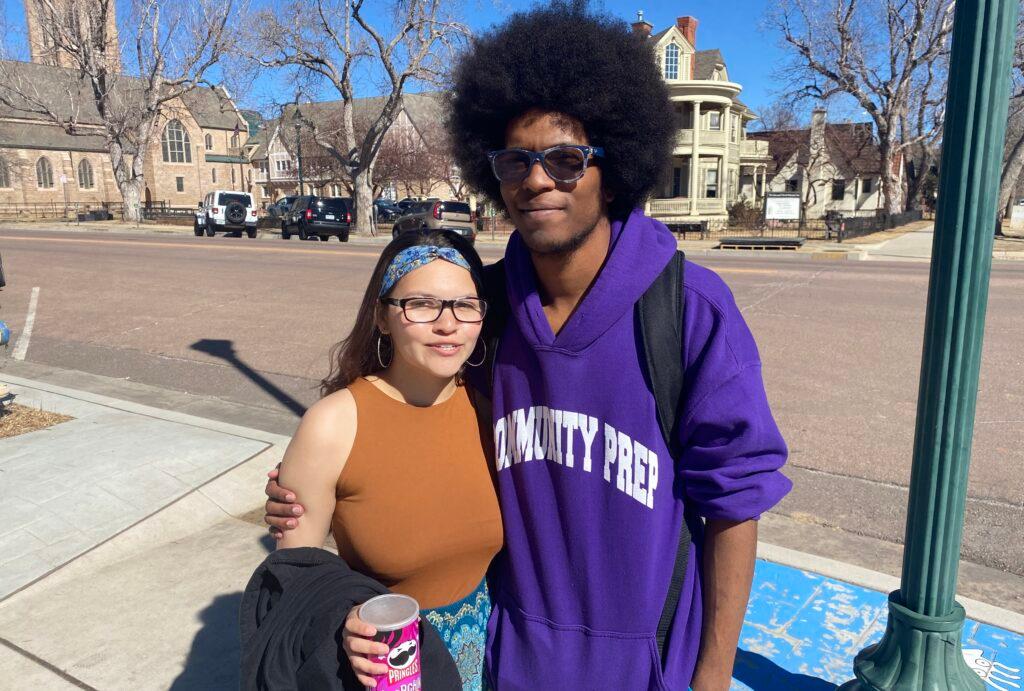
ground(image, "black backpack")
xmin=478 ymin=250 xmax=694 ymax=661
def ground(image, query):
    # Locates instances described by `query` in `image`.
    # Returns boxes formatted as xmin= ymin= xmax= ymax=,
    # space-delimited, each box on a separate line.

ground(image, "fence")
xmin=722 ymin=209 xmax=924 ymax=243
xmin=0 ymin=201 xmax=120 ymax=221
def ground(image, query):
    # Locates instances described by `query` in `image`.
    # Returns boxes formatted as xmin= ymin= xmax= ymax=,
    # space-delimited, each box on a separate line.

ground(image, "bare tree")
xmin=0 ymin=0 xmax=238 ymax=221
xmin=768 ymin=0 xmax=954 ymax=214
xmin=251 ymin=0 xmax=468 ymax=235
xmin=997 ymin=16 xmax=1024 ymax=232
xmin=753 ymin=98 xmax=805 ymax=132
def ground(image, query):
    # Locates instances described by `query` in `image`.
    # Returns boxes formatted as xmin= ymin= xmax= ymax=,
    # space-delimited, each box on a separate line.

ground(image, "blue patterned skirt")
xmin=421 ymin=579 xmax=490 ymax=690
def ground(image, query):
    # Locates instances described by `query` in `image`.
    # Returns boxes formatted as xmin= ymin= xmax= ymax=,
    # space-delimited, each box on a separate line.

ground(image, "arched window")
xmin=212 ymin=168 xmax=217 ymax=183
xmin=36 ymin=157 xmax=54 ymax=188
xmin=231 ymin=132 xmax=239 ymax=148
xmin=161 ymin=120 xmax=192 ymax=163
xmin=77 ymin=158 xmax=95 ymax=189
xmin=0 ymin=157 xmax=10 ymax=188
xmin=664 ymin=43 xmax=679 ymax=80
xmin=205 ymin=133 xmax=213 ymax=151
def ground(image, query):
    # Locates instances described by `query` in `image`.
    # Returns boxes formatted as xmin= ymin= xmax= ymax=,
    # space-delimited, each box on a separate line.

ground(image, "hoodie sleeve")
xmin=675 ymin=265 xmax=792 ymax=521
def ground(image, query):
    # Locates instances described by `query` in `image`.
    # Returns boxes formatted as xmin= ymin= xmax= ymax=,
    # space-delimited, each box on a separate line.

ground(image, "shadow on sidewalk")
xmin=733 ymin=649 xmax=838 ymax=690
xmin=170 ymin=591 xmax=244 ymax=690
xmin=170 ymin=537 xmax=276 ymax=690
xmin=190 ymin=338 xmax=307 ymax=417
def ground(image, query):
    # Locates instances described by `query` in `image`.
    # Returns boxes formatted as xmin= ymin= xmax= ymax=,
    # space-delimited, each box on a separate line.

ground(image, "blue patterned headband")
xmin=379 ymin=245 xmax=473 ymax=296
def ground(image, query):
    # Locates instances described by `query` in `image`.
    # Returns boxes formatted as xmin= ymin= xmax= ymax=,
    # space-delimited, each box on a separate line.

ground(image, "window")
xmin=77 ymin=158 xmax=94 ymax=189
xmin=0 ymin=157 xmax=10 ymax=188
xmin=262 ymin=186 xmax=270 ymax=197
xmin=231 ymin=132 xmax=239 ymax=148
xmin=175 ymin=176 xmax=184 ymax=192
xmin=161 ymin=120 xmax=192 ymax=163
xmin=205 ymin=134 xmax=213 ymax=151
xmin=217 ymin=192 xmax=251 ymax=206
xmin=212 ymin=169 xmax=217 ymax=183
xmin=36 ymin=157 xmax=54 ymax=188
xmin=730 ymin=115 xmax=737 ymax=142
xmin=832 ymin=179 xmax=846 ymax=201
xmin=664 ymin=43 xmax=679 ymax=80
xmin=709 ymin=112 xmax=722 ymax=130
xmin=786 ymin=178 xmax=800 ymax=193
xmin=862 ymin=178 xmax=873 ymax=194
xmin=705 ymin=169 xmax=718 ymax=198
xmin=231 ymin=168 xmax=236 ymax=185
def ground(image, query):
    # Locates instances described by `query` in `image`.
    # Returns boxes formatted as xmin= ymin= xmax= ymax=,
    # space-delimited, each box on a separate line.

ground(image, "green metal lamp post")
xmin=840 ymin=0 xmax=1019 ymax=688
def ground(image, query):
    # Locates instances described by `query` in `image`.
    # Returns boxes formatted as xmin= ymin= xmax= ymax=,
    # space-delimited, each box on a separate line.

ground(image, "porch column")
xmin=717 ymin=156 xmax=726 ymax=212
xmin=689 ymin=100 xmax=702 ymax=216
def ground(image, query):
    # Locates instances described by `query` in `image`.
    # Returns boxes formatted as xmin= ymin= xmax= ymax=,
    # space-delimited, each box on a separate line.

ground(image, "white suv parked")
xmin=195 ymin=190 xmax=258 ymax=238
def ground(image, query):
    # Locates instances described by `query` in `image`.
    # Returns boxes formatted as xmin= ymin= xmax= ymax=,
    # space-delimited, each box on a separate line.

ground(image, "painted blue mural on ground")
xmin=730 ymin=560 xmax=1023 ymax=691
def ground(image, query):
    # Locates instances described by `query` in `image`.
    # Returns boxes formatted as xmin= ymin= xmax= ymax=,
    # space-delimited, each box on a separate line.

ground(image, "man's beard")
xmin=523 ymin=214 xmax=601 ymax=258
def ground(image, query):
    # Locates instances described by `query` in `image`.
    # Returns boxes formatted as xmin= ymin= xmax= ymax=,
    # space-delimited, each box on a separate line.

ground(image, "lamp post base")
xmin=837 ymin=591 xmax=982 ymax=691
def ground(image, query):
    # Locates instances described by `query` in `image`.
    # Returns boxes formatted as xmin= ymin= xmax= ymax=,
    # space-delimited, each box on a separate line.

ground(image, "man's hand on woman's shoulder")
xmin=264 ymin=464 xmax=304 ymax=539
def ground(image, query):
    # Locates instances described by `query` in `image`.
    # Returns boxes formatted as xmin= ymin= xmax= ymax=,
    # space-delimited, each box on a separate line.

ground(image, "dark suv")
xmin=281 ymin=196 xmax=353 ymax=241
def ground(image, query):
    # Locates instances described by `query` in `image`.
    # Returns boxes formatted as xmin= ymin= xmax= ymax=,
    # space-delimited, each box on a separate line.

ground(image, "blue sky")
xmin=1 ymin=0 xmax=833 ymax=123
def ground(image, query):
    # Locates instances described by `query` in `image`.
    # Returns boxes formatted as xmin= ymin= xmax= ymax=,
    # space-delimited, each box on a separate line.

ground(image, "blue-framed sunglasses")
xmin=487 ymin=145 xmax=604 ymax=184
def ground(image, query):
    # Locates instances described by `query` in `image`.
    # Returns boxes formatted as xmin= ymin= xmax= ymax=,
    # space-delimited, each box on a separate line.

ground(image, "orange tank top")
xmin=332 ymin=377 xmax=503 ymax=609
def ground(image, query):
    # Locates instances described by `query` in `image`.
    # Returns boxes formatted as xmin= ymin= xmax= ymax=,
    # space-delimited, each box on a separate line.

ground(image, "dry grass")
xmin=0 ymin=403 xmax=74 ymax=439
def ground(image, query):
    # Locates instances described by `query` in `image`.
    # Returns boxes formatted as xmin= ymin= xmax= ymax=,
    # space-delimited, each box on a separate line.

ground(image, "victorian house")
xmin=634 ymin=14 xmax=772 ymax=229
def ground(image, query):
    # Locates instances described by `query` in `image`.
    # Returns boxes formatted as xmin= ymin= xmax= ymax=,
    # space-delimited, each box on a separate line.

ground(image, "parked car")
xmin=391 ymin=200 xmax=476 ymax=244
xmin=195 ymin=190 xmax=258 ymax=238
xmin=282 ymin=196 xmax=353 ymax=241
xmin=395 ymin=196 xmax=440 ymax=214
xmin=374 ymin=199 xmax=402 ymax=223
xmin=267 ymin=196 xmax=298 ymax=220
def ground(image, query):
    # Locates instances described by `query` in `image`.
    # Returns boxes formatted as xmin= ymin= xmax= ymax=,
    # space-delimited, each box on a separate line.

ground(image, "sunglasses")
xmin=487 ymin=145 xmax=604 ymax=184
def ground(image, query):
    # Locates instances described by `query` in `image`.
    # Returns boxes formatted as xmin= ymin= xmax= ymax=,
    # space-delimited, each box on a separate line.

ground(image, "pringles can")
xmin=359 ymin=593 xmax=421 ymax=690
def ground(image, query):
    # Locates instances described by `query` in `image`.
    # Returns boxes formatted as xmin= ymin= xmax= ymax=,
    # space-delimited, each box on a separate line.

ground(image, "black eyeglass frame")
xmin=486 ymin=145 xmax=605 ymax=184
xmin=380 ymin=296 xmax=488 ymax=324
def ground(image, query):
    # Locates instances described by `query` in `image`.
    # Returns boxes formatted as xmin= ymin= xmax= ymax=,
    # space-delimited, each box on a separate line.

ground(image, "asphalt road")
xmin=1 ymin=228 xmax=1022 ymax=582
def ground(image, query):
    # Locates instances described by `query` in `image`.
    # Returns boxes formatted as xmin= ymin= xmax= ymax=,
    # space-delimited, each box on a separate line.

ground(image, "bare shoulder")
xmin=282 ymin=388 xmax=358 ymax=479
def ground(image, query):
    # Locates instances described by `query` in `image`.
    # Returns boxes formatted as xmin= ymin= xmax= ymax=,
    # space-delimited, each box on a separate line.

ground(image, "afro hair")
xmin=448 ymin=1 xmax=675 ymax=220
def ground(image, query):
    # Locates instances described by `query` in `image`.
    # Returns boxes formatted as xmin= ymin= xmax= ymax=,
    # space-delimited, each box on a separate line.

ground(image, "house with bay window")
xmin=633 ymin=13 xmax=773 ymax=229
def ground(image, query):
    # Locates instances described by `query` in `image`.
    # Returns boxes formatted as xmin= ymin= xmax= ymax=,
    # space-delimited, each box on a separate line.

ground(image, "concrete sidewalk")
xmin=0 ymin=373 xmax=1020 ymax=690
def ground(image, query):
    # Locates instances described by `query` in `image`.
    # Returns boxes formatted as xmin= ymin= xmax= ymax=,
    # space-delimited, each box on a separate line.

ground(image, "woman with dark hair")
xmin=273 ymin=229 xmax=502 ymax=689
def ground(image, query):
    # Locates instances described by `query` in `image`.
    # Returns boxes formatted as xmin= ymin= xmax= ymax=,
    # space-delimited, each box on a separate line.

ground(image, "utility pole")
xmin=295 ymin=123 xmax=304 ymax=196
xmin=840 ymin=0 xmax=1020 ymax=688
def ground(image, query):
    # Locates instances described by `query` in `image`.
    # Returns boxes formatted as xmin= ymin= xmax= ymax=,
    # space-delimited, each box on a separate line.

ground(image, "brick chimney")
xmin=631 ymin=10 xmax=653 ymax=38
xmin=676 ymin=16 xmax=698 ymax=48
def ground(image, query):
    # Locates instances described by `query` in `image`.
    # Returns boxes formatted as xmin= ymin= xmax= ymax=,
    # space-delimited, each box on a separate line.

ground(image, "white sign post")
xmin=764 ymin=192 xmax=802 ymax=222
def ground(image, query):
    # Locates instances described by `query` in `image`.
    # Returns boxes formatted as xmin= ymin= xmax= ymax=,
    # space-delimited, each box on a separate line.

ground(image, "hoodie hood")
xmin=504 ymin=208 xmax=678 ymax=353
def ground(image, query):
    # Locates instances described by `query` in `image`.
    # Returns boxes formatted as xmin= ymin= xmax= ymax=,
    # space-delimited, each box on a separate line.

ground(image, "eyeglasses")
xmin=487 ymin=145 xmax=604 ymax=184
xmin=381 ymin=296 xmax=488 ymax=323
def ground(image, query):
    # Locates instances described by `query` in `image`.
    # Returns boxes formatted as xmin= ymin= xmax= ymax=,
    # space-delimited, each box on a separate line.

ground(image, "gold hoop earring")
xmin=466 ymin=339 xmax=487 ymax=368
xmin=376 ymin=334 xmax=392 ymax=369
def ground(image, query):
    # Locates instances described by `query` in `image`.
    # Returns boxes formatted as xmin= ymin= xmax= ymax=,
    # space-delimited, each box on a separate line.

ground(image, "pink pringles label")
xmin=369 ymin=620 xmax=421 ymax=690
xmin=359 ymin=594 xmax=422 ymax=691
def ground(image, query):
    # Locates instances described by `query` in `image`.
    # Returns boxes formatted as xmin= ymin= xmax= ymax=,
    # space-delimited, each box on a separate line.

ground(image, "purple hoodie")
xmin=483 ymin=210 xmax=792 ymax=689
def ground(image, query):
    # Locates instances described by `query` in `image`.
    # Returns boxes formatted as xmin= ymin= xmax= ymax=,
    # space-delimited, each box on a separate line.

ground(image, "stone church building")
xmin=0 ymin=1 xmax=251 ymax=216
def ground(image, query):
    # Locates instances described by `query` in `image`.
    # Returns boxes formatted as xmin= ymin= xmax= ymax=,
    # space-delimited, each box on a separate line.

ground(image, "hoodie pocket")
xmin=487 ymin=601 xmax=672 ymax=691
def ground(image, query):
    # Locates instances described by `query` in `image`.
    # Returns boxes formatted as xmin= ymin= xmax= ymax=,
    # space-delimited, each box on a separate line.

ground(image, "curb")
xmin=0 ymin=373 xmax=290 ymax=447
xmin=758 ymin=541 xmax=1024 ymax=635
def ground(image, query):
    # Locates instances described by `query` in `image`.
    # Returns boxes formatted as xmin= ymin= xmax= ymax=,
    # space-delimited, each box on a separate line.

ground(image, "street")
xmin=1 ymin=227 xmax=1022 ymax=605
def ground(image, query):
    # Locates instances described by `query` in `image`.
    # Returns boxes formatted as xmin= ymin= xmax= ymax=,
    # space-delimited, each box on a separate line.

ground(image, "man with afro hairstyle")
xmin=266 ymin=2 xmax=791 ymax=688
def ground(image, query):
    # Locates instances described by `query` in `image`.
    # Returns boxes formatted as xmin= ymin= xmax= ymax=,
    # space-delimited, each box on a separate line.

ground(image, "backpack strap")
xmin=635 ymin=250 xmax=692 ymax=661
xmin=479 ymin=260 xmax=510 ymax=399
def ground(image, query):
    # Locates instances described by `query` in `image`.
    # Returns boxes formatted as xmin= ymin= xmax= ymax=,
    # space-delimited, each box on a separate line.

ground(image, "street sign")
xmin=765 ymin=192 xmax=801 ymax=221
